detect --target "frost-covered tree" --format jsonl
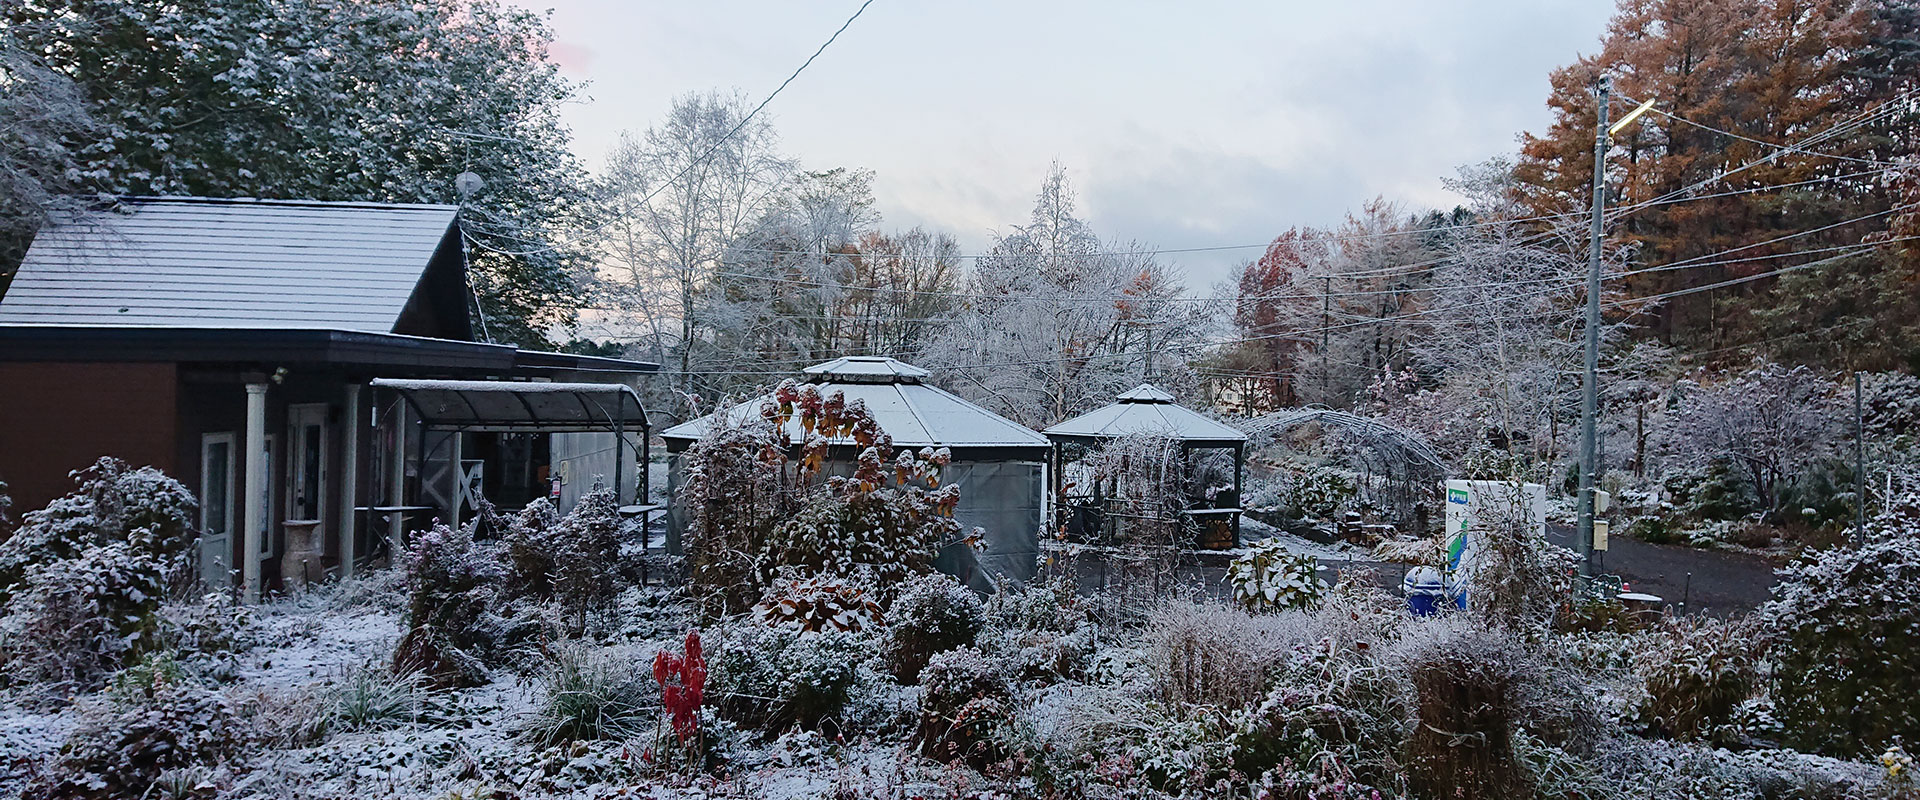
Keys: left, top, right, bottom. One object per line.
{"left": 0, "top": 37, "right": 96, "bottom": 284}
{"left": 1659, "top": 363, "right": 1839, "bottom": 513}
{"left": 599, "top": 90, "right": 797, "bottom": 405}
{"left": 1, "top": 0, "right": 592, "bottom": 346}
{"left": 923, "top": 164, "right": 1214, "bottom": 427}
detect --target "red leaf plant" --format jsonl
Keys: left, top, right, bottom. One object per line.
{"left": 652, "top": 630, "right": 707, "bottom": 744}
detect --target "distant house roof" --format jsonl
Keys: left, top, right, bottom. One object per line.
{"left": 662, "top": 356, "right": 1049, "bottom": 454}
{"left": 0, "top": 197, "right": 468, "bottom": 337}
{"left": 1044, "top": 383, "right": 1248, "bottom": 445}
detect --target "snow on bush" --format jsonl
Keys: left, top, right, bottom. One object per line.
{"left": 1227, "top": 538, "right": 1327, "bottom": 612}
{"left": 1634, "top": 616, "right": 1763, "bottom": 746}
{"left": 0, "top": 540, "right": 169, "bottom": 692}
{"left": 707, "top": 617, "right": 869, "bottom": 734}
{"left": 881, "top": 571, "right": 985, "bottom": 682}
{"left": 0, "top": 457, "right": 197, "bottom": 603}
{"left": 1759, "top": 502, "right": 1920, "bottom": 757}
{"left": 975, "top": 575, "right": 1098, "bottom": 684}
{"left": 914, "top": 645, "right": 1009, "bottom": 766}
{"left": 681, "top": 381, "right": 969, "bottom": 615}
{"left": 753, "top": 571, "right": 883, "bottom": 634}
{"left": 500, "top": 490, "right": 622, "bottom": 631}
{"left": 1144, "top": 600, "right": 1309, "bottom": 708}
{"left": 23, "top": 677, "right": 250, "bottom": 800}
{"left": 391, "top": 520, "right": 506, "bottom": 688}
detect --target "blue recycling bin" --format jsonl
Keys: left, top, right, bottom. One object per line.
{"left": 1403, "top": 567, "right": 1448, "bottom": 616}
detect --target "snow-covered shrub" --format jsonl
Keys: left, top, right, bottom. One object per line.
{"left": 1461, "top": 493, "right": 1578, "bottom": 635}
{"left": 975, "top": 575, "right": 1097, "bottom": 683}
{"left": 1593, "top": 736, "right": 1884, "bottom": 800}
{"left": 24, "top": 681, "right": 250, "bottom": 800}
{"left": 916, "top": 645, "right": 1009, "bottom": 766}
{"left": 881, "top": 571, "right": 985, "bottom": 682}
{"left": 0, "top": 457, "right": 197, "bottom": 603}
{"left": 501, "top": 490, "right": 622, "bottom": 630}
{"left": 0, "top": 539, "right": 168, "bottom": 690}
{"left": 158, "top": 592, "right": 252, "bottom": 659}
{"left": 391, "top": 521, "right": 505, "bottom": 688}
{"left": 1228, "top": 613, "right": 1410, "bottom": 793}
{"left": 524, "top": 642, "right": 653, "bottom": 746}
{"left": 1635, "top": 616, "right": 1762, "bottom": 746}
{"left": 1397, "top": 617, "right": 1595, "bottom": 798}
{"left": 1005, "top": 682, "right": 1233, "bottom": 795}
{"left": 753, "top": 571, "right": 883, "bottom": 633}
{"left": 707, "top": 618, "right": 867, "bottom": 733}
{"left": 1759, "top": 512, "right": 1920, "bottom": 757}
{"left": 1659, "top": 364, "right": 1839, "bottom": 515}
{"left": 1227, "top": 539, "right": 1326, "bottom": 612}
{"left": 1144, "top": 600, "right": 1308, "bottom": 708}
{"left": 1283, "top": 465, "right": 1355, "bottom": 521}
{"left": 682, "top": 382, "right": 968, "bottom": 614}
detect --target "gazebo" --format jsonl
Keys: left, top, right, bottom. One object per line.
{"left": 1044, "top": 384, "right": 1249, "bottom": 548}
{"left": 660, "top": 356, "right": 1053, "bottom": 589}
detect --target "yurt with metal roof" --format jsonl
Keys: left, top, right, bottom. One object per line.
{"left": 661, "top": 356, "right": 1052, "bottom": 588}
{"left": 1044, "top": 383, "right": 1250, "bottom": 547}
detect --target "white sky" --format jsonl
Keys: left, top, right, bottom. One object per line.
{"left": 512, "top": 0, "right": 1617, "bottom": 290}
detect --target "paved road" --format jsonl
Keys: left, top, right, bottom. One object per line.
{"left": 1545, "top": 523, "right": 1779, "bottom": 614}
{"left": 1060, "top": 526, "right": 1781, "bottom": 616}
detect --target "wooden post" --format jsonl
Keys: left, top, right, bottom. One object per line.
{"left": 337, "top": 384, "right": 361, "bottom": 580}
{"left": 242, "top": 382, "right": 267, "bottom": 603}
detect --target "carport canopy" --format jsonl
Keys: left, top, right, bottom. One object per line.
{"left": 371, "top": 378, "right": 647, "bottom": 432}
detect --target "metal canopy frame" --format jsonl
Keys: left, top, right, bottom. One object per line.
{"left": 371, "top": 378, "right": 651, "bottom": 507}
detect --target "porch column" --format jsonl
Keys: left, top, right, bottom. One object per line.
{"left": 337, "top": 384, "right": 361, "bottom": 580}
{"left": 446, "top": 432, "right": 462, "bottom": 524}
{"left": 388, "top": 397, "right": 407, "bottom": 559}
{"left": 242, "top": 382, "right": 267, "bottom": 603}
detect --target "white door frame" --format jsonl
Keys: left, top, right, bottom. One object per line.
{"left": 285, "top": 404, "right": 329, "bottom": 534}
{"left": 199, "top": 432, "right": 236, "bottom": 588}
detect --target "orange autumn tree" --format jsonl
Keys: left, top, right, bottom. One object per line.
{"left": 1516, "top": 0, "right": 1920, "bottom": 367}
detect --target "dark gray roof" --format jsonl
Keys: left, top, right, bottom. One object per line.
{"left": 0, "top": 197, "right": 459, "bottom": 331}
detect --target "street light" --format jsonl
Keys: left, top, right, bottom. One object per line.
{"left": 1579, "top": 78, "right": 1652, "bottom": 576}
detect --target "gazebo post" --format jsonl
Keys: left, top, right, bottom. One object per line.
{"left": 1233, "top": 440, "right": 1245, "bottom": 546}
{"left": 613, "top": 407, "right": 625, "bottom": 505}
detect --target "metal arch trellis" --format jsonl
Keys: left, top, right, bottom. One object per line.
{"left": 1234, "top": 408, "right": 1447, "bottom": 529}
{"left": 1236, "top": 409, "right": 1447, "bottom": 474}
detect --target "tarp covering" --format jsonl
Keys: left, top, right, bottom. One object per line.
{"left": 665, "top": 454, "right": 1043, "bottom": 591}
{"left": 372, "top": 378, "right": 646, "bottom": 432}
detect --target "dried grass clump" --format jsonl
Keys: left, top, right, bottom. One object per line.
{"left": 1145, "top": 600, "right": 1312, "bottom": 708}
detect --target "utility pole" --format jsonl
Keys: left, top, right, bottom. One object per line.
{"left": 1320, "top": 275, "right": 1332, "bottom": 402}
{"left": 1855, "top": 371, "right": 1866, "bottom": 545}
{"left": 1578, "top": 77, "right": 1610, "bottom": 576}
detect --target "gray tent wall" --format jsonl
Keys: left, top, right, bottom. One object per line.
{"left": 664, "top": 451, "right": 1044, "bottom": 591}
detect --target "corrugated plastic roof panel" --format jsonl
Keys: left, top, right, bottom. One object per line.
{"left": 0, "top": 197, "right": 458, "bottom": 331}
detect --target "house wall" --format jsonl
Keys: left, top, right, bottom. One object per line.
{"left": 0, "top": 362, "right": 179, "bottom": 513}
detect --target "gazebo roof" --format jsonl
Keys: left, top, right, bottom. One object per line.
{"left": 1043, "top": 383, "right": 1248, "bottom": 445}
{"left": 661, "top": 357, "right": 1048, "bottom": 453}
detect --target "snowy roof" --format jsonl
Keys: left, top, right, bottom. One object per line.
{"left": 1043, "top": 383, "right": 1248, "bottom": 444}
{"left": 0, "top": 197, "right": 459, "bottom": 332}
{"left": 802, "top": 356, "right": 930, "bottom": 382}
{"left": 372, "top": 378, "right": 646, "bottom": 433}
{"left": 662, "top": 358, "right": 1049, "bottom": 452}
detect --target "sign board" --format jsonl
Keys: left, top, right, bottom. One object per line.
{"left": 1442, "top": 479, "right": 1549, "bottom": 606}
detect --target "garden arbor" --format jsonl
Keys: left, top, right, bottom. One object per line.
{"left": 1238, "top": 408, "right": 1446, "bottom": 531}
{"left": 1044, "top": 384, "right": 1249, "bottom": 548}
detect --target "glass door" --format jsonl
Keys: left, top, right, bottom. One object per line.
{"left": 286, "top": 404, "right": 329, "bottom": 526}
{"left": 199, "top": 432, "right": 235, "bottom": 588}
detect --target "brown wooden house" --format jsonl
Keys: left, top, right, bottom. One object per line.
{"left": 0, "top": 197, "right": 656, "bottom": 600}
